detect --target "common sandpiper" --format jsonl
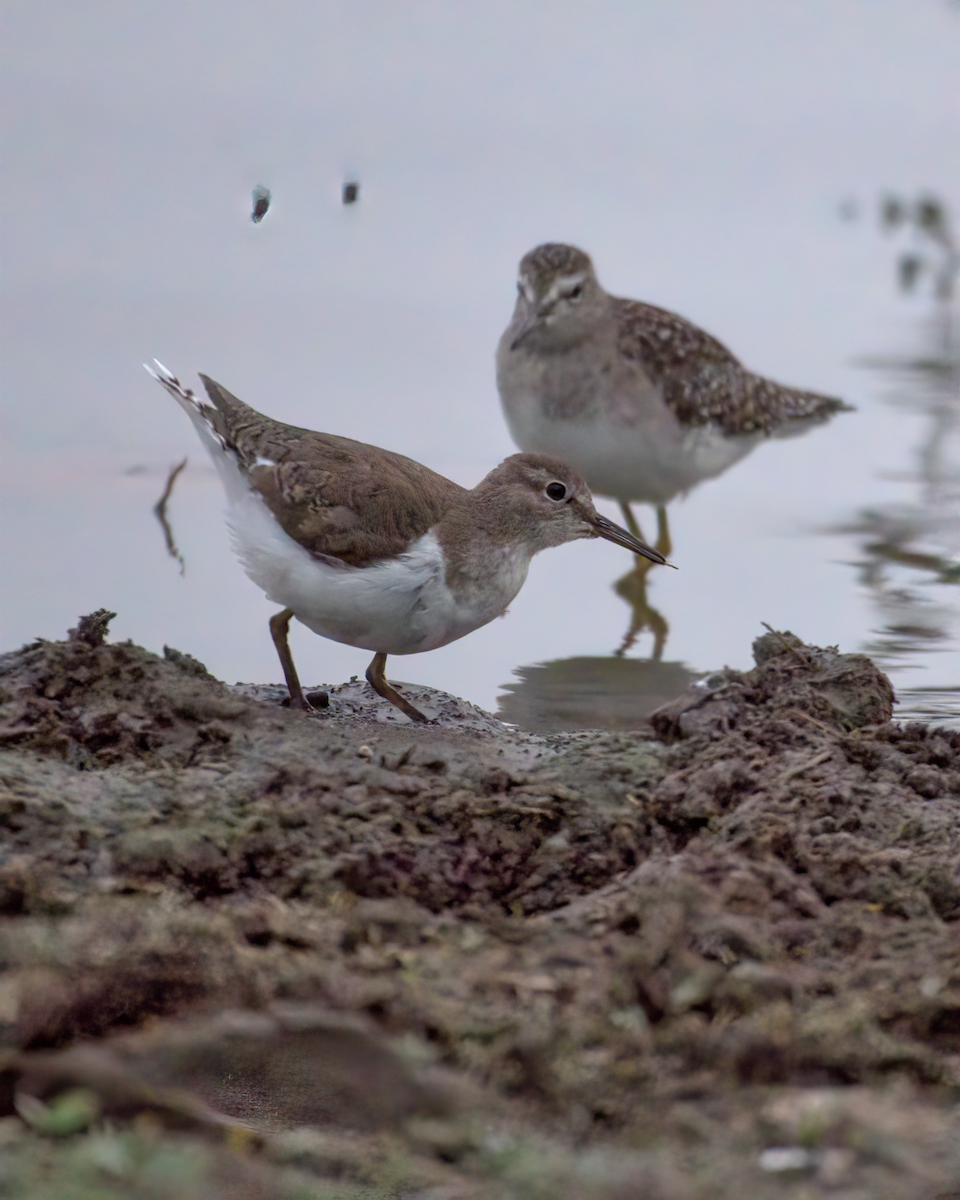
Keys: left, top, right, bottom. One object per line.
{"left": 146, "top": 362, "right": 671, "bottom": 723}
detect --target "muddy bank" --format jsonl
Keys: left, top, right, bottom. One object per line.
{"left": 0, "top": 616, "right": 958, "bottom": 1199}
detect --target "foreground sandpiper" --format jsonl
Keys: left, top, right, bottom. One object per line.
{"left": 497, "top": 243, "right": 850, "bottom": 559}
{"left": 146, "top": 362, "right": 670, "bottom": 723}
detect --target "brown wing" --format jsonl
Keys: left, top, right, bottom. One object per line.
{"left": 614, "top": 299, "right": 847, "bottom": 434}
{"left": 198, "top": 375, "right": 465, "bottom": 566}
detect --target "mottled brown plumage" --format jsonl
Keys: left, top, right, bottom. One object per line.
{"left": 610, "top": 300, "right": 844, "bottom": 435}
{"left": 198, "top": 375, "right": 465, "bottom": 567}
{"left": 498, "top": 242, "right": 852, "bottom": 527}
{"left": 506, "top": 242, "right": 847, "bottom": 437}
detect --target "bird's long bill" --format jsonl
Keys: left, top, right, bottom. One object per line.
{"left": 589, "top": 513, "right": 674, "bottom": 567}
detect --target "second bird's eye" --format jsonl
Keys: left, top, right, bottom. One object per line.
{"left": 567, "top": 285, "right": 583, "bottom": 301}
{"left": 545, "top": 482, "right": 567, "bottom": 501}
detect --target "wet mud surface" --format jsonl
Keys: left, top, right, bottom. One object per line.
{"left": 0, "top": 616, "right": 958, "bottom": 1198}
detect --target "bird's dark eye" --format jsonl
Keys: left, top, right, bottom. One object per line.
{"left": 545, "top": 482, "right": 567, "bottom": 501}
{"left": 567, "top": 285, "right": 583, "bottom": 301}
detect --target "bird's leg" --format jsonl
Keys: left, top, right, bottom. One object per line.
{"left": 654, "top": 505, "right": 672, "bottom": 561}
{"left": 365, "top": 652, "right": 429, "bottom": 724}
{"left": 269, "top": 608, "right": 328, "bottom": 710}
{"left": 619, "top": 501, "right": 646, "bottom": 544}
{"left": 619, "top": 501, "right": 661, "bottom": 578}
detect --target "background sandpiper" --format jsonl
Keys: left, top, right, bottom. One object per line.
{"left": 145, "top": 362, "right": 669, "bottom": 723}
{"left": 497, "top": 242, "right": 851, "bottom": 563}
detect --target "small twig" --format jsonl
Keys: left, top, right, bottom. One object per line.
{"left": 760, "top": 622, "right": 811, "bottom": 664}
{"left": 470, "top": 805, "right": 553, "bottom": 819}
{"left": 775, "top": 748, "right": 834, "bottom": 789}
{"left": 777, "top": 707, "right": 839, "bottom": 736}
{"left": 154, "top": 458, "right": 188, "bottom": 575}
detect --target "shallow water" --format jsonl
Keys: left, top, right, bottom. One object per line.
{"left": 2, "top": 1, "right": 958, "bottom": 731}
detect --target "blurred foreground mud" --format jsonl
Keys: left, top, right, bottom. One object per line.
{"left": 0, "top": 617, "right": 958, "bottom": 1199}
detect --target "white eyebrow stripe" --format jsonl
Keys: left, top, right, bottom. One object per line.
{"left": 542, "top": 272, "right": 588, "bottom": 306}
{"left": 518, "top": 274, "right": 536, "bottom": 303}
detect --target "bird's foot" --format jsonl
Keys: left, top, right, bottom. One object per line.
{"left": 281, "top": 688, "right": 330, "bottom": 711}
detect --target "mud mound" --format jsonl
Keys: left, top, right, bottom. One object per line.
{"left": 0, "top": 616, "right": 958, "bottom": 1199}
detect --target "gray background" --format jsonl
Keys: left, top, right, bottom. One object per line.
{"left": 2, "top": 1, "right": 958, "bottom": 722}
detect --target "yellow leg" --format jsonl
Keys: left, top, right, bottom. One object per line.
{"left": 619, "top": 501, "right": 646, "bottom": 544}
{"left": 365, "top": 652, "right": 429, "bottom": 724}
{"left": 620, "top": 502, "right": 672, "bottom": 567}
{"left": 654, "top": 504, "right": 672, "bottom": 561}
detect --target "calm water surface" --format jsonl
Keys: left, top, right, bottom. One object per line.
{"left": 2, "top": 2, "right": 958, "bottom": 731}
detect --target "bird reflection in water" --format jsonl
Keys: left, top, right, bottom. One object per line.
{"left": 497, "top": 655, "right": 697, "bottom": 734}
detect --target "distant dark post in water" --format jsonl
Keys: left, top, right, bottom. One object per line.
{"left": 342, "top": 181, "right": 359, "bottom": 205}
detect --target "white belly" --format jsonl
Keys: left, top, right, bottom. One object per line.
{"left": 504, "top": 392, "right": 762, "bottom": 505}
{"left": 223, "top": 477, "right": 523, "bottom": 656}
{"left": 184, "top": 403, "right": 530, "bottom": 656}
